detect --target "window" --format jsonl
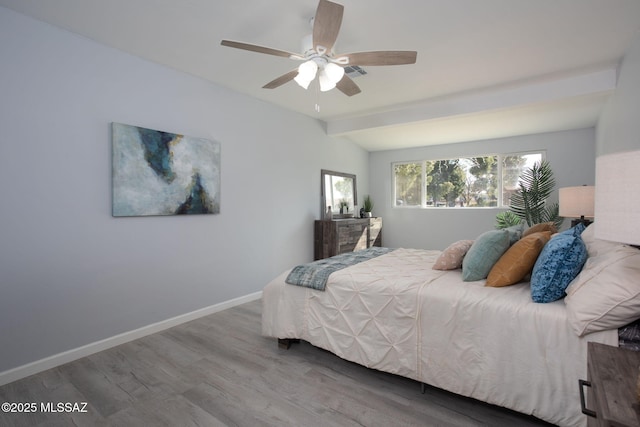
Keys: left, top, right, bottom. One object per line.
{"left": 393, "top": 152, "right": 543, "bottom": 208}
{"left": 501, "top": 153, "right": 544, "bottom": 208}
{"left": 394, "top": 162, "right": 423, "bottom": 207}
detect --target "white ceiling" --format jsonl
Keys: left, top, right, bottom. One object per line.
{"left": 2, "top": 0, "right": 640, "bottom": 151}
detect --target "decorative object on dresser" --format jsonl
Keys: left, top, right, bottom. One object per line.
{"left": 560, "top": 185, "right": 595, "bottom": 227}
{"left": 314, "top": 217, "right": 382, "bottom": 260}
{"left": 325, "top": 206, "right": 333, "bottom": 220}
{"left": 580, "top": 342, "right": 640, "bottom": 427}
{"left": 362, "top": 194, "right": 374, "bottom": 217}
{"left": 338, "top": 199, "right": 352, "bottom": 217}
{"left": 321, "top": 169, "right": 356, "bottom": 219}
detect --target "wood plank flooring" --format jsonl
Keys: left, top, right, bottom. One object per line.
{"left": 0, "top": 299, "right": 554, "bottom": 426}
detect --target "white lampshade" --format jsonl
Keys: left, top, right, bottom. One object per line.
{"left": 594, "top": 150, "right": 640, "bottom": 245}
{"left": 324, "top": 62, "right": 345, "bottom": 84}
{"left": 559, "top": 186, "right": 595, "bottom": 218}
{"left": 294, "top": 60, "right": 318, "bottom": 89}
{"left": 318, "top": 68, "right": 336, "bottom": 92}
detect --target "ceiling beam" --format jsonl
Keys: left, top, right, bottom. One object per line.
{"left": 325, "top": 68, "right": 617, "bottom": 136}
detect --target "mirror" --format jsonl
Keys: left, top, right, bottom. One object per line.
{"left": 321, "top": 169, "right": 357, "bottom": 219}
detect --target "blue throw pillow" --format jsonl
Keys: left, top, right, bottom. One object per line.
{"left": 530, "top": 233, "right": 587, "bottom": 303}
{"left": 559, "top": 222, "right": 586, "bottom": 237}
{"left": 462, "top": 229, "right": 511, "bottom": 281}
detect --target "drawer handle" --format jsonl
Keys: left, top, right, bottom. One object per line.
{"left": 579, "top": 379, "right": 597, "bottom": 418}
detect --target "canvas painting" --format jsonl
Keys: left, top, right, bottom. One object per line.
{"left": 112, "top": 123, "right": 221, "bottom": 217}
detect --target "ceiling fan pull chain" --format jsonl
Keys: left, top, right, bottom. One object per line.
{"left": 314, "top": 81, "right": 320, "bottom": 113}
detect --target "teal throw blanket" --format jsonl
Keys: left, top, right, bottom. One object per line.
{"left": 285, "top": 247, "right": 394, "bottom": 291}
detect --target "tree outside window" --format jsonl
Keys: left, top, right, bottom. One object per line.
{"left": 394, "top": 163, "right": 422, "bottom": 206}
{"left": 502, "top": 153, "right": 542, "bottom": 207}
{"left": 393, "top": 152, "right": 543, "bottom": 208}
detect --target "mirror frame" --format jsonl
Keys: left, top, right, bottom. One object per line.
{"left": 321, "top": 169, "right": 357, "bottom": 219}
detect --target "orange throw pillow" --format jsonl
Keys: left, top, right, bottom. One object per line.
{"left": 486, "top": 231, "right": 552, "bottom": 287}
{"left": 522, "top": 222, "right": 557, "bottom": 237}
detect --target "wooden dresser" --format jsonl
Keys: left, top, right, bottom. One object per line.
{"left": 581, "top": 342, "right": 640, "bottom": 427}
{"left": 314, "top": 217, "right": 382, "bottom": 260}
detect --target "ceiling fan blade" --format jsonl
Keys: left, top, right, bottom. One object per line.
{"left": 313, "top": 0, "right": 344, "bottom": 54}
{"left": 342, "top": 51, "right": 418, "bottom": 66}
{"left": 336, "top": 75, "right": 361, "bottom": 96}
{"left": 262, "top": 70, "right": 299, "bottom": 89}
{"left": 221, "top": 40, "right": 303, "bottom": 60}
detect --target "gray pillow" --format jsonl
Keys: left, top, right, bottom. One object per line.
{"left": 462, "top": 230, "right": 511, "bottom": 281}
{"left": 504, "top": 223, "right": 524, "bottom": 244}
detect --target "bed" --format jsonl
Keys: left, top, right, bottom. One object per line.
{"left": 262, "top": 224, "right": 640, "bottom": 427}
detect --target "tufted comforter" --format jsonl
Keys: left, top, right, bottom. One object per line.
{"left": 262, "top": 248, "right": 618, "bottom": 427}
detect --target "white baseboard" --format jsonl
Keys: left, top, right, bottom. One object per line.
{"left": 0, "top": 291, "right": 262, "bottom": 387}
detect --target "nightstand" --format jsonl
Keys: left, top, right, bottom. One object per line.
{"left": 580, "top": 342, "right": 640, "bottom": 427}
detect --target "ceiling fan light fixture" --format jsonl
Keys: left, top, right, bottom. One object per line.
{"left": 318, "top": 69, "right": 336, "bottom": 92}
{"left": 294, "top": 60, "right": 318, "bottom": 89}
{"left": 324, "top": 62, "right": 345, "bottom": 84}
{"left": 221, "top": 0, "right": 417, "bottom": 97}
{"left": 294, "top": 76, "right": 312, "bottom": 90}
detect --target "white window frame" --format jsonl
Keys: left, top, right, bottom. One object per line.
{"left": 392, "top": 151, "right": 546, "bottom": 209}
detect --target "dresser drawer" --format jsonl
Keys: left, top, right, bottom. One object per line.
{"left": 314, "top": 218, "right": 383, "bottom": 260}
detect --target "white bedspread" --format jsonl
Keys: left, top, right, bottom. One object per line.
{"left": 262, "top": 248, "right": 618, "bottom": 427}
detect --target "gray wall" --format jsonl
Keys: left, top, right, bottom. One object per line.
{"left": 597, "top": 32, "right": 640, "bottom": 155}
{"left": 0, "top": 7, "right": 368, "bottom": 373}
{"left": 369, "top": 128, "right": 596, "bottom": 250}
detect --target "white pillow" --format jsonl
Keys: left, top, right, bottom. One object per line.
{"left": 580, "top": 223, "right": 621, "bottom": 257}
{"left": 564, "top": 243, "right": 640, "bottom": 336}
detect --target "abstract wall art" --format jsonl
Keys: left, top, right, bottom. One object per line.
{"left": 112, "top": 123, "right": 221, "bottom": 217}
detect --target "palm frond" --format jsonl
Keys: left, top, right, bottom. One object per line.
{"left": 541, "top": 203, "right": 563, "bottom": 229}
{"left": 498, "top": 160, "right": 561, "bottom": 227}
{"left": 495, "top": 211, "right": 522, "bottom": 229}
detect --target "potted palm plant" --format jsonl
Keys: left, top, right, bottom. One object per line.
{"left": 496, "top": 160, "right": 562, "bottom": 229}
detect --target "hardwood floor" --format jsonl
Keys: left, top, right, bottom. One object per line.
{"left": 0, "top": 299, "right": 554, "bottom": 426}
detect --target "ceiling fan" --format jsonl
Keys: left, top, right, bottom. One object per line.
{"left": 221, "top": 0, "right": 417, "bottom": 96}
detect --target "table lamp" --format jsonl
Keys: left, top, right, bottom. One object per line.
{"left": 559, "top": 185, "right": 595, "bottom": 227}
